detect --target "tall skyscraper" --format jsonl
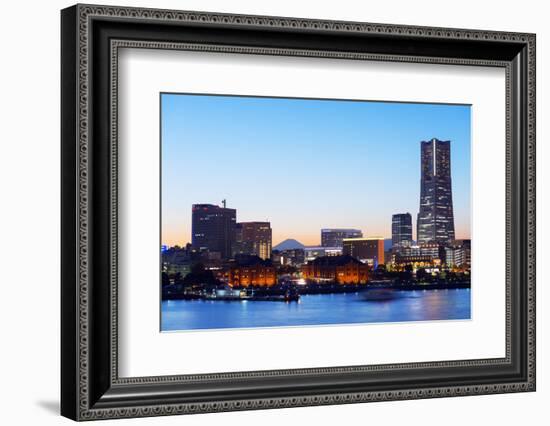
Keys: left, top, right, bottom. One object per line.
{"left": 417, "top": 138, "right": 455, "bottom": 244}
{"left": 191, "top": 203, "right": 236, "bottom": 259}
{"left": 392, "top": 213, "right": 413, "bottom": 249}
{"left": 321, "top": 228, "right": 363, "bottom": 248}
{"left": 233, "top": 221, "right": 272, "bottom": 260}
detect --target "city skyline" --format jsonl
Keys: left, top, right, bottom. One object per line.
{"left": 162, "top": 93, "right": 471, "bottom": 247}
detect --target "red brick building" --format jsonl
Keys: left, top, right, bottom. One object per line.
{"left": 301, "top": 255, "right": 369, "bottom": 284}
{"left": 227, "top": 264, "right": 276, "bottom": 287}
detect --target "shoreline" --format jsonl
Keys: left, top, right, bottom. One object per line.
{"left": 162, "top": 281, "right": 470, "bottom": 301}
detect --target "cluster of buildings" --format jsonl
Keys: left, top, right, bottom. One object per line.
{"left": 387, "top": 139, "right": 470, "bottom": 273}
{"left": 191, "top": 200, "right": 272, "bottom": 261}
{"left": 163, "top": 138, "right": 471, "bottom": 288}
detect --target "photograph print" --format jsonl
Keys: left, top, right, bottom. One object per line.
{"left": 160, "top": 93, "right": 472, "bottom": 332}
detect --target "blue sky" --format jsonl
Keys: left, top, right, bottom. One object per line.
{"left": 161, "top": 93, "right": 471, "bottom": 247}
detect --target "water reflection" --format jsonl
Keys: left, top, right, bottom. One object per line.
{"left": 161, "top": 288, "right": 471, "bottom": 331}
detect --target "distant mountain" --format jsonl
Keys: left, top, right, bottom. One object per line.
{"left": 274, "top": 238, "right": 393, "bottom": 252}
{"left": 273, "top": 239, "right": 306, "bottom": 251}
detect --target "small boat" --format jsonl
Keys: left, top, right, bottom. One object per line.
{"left": 361, "top": 288, "right": 400, "bottom": 301}
{"left": 203, "top": 288, "right": 300, "bottom": 302}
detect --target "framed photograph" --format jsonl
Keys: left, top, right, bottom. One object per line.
{"left": 61, "top": 4, "right": 536, "bottom": 421}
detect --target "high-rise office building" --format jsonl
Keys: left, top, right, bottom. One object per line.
{"left": 321, "top": 228, "right": 363, "bottom": 248}
{"left": 191, "top": 203, "right": 236, "bottom": 260}
{"left": 342, "top": 237, "right": 385, "bottom": 267}
{"left": 417, "top": 138, "right": 455, "bottom": 244}
{"left": 392, "top": 213, "right": 413, "bottom": 249}
{"left": 233, "top": 221, "right": 272, "bottom": 260}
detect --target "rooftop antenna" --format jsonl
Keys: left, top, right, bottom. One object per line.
{"left": 222, "top": 199, "right": 226, "bottom": 208}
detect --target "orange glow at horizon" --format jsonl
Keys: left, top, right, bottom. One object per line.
{"left": 161, "top": 226, "right": 472, "bottom": 248}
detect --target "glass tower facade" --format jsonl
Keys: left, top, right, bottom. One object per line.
{"left": 191, "top": 203, "right": 237, "bottom": 259}
{"left": 233, "top": 221, "right": 273, "bottom": 260}
{"left": 392, "top": 213, "right": 413, "bottom": 249}
{"left": 417, "top": 138, "right": 455, "bottom": 244}
{"left": 321, "top": 229, "right": 363, "bottom": 248}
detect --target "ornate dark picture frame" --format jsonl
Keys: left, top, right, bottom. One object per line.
{"left": 61, "top": 4, "right": 536, "bottom": 421}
